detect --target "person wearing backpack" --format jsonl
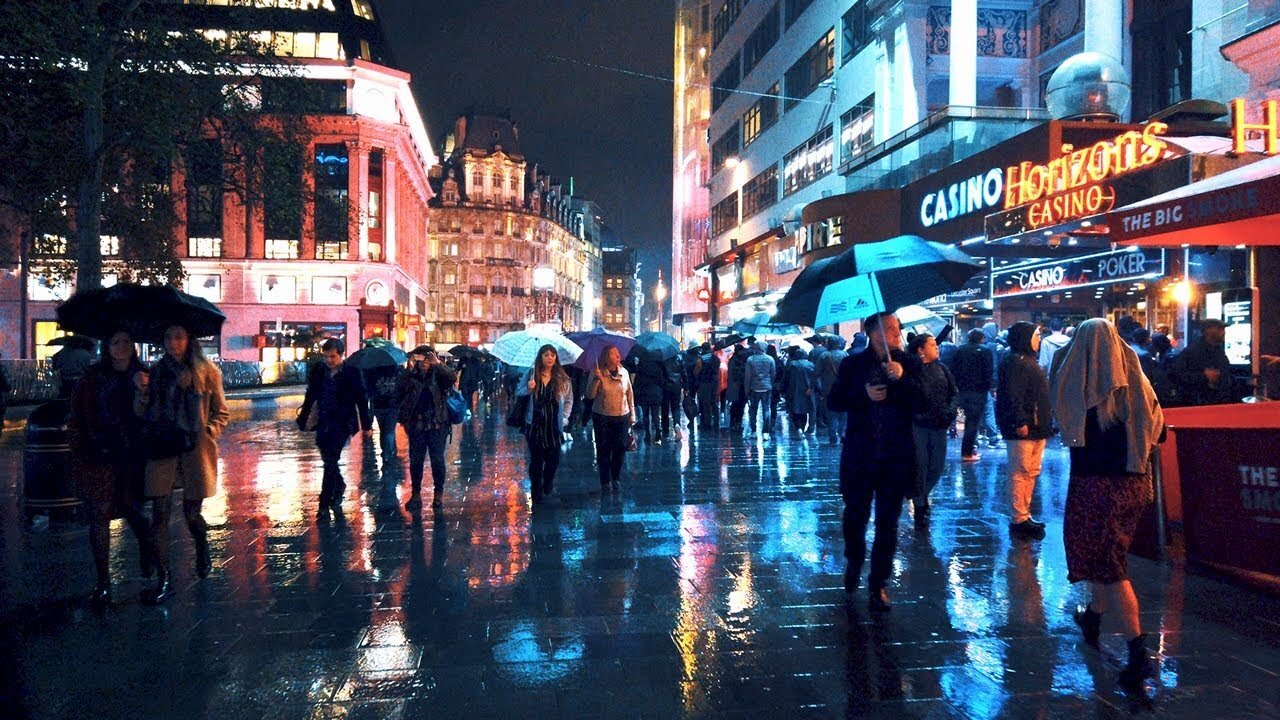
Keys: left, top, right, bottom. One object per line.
{"left": 395, "top": 345, "right": 457, "bottom": 511}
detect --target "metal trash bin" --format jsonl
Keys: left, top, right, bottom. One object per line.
{"left": 22, "top": 399, "right": 80, "bottom": 523}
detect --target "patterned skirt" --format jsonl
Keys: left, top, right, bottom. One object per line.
{"left": 1063, "top": 472, "right": 1153, "bottom": 584}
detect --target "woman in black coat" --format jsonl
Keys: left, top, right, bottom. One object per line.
{"left": 906, "top": 332, "right": 957, "bottom": 529}
{"left": 297, "top": 338, "right": 372, "bottom": 511}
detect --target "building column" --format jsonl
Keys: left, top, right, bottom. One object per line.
{"left": 1084, "top": 0, "right": 1124, "bottom": 61}
{"left": 384, "top": 157, "right": 397, "bottom": 264}
{"left": 347, "top": 140, "right": 369, "bottom": 260}
{"left": 301, "top": 143, "right": 316, "bottom": 260}
{"left": 949, "top": 0, "right": 978, "bottom": 107}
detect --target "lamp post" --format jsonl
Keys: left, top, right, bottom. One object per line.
{"left": 654, "top": 271, "right": 668, "bottom": 335}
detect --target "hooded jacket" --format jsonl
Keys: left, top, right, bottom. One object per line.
{"left": 744, "top": 342, "right": 776, "bottom": 394}
{"left": 996, "top": 322, "right": 1053, "bottom": 440}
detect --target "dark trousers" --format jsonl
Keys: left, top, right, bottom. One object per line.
{"left": 641, "top": 402, "right": 664, "bottom": 441}
{"left": 527, "top": 438, "right": 561, "bottom": 498}
{"left": 697, "top": 384, "right": 719, "bottom": 428}
{"left": 663, "top": 390, "right": 681, "bottom": 435}
{"left": 840, "top": 450, "right": 908, "bottom": 591}
{"left": 316, "top": 428, "right": 350, "bottom": 502}
{"left": 592, "top": 414, "right": 628, "bottom": 486}
{"left": 957, "top": 391, "right": 988, "bottom": 457}
{"left": 912, "top": 424, "right": 948, "bottom": 507}
{"left": 408, "top": 427, "right": 449, "bottom": 496}
{"left": 372, "top": 407, "right": 397, "bottom": 461}
{"left": 682, "top": 391, "right": 698, "bottom": 426}
{"left": 728, "top": 389, "right": 746, "bottom": 428}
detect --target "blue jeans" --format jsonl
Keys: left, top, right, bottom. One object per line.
{"left": 373, "top": 407, "right": 398, "bottom": 461}
{"left": 982, "top": 392, "right": 1000, "bottom": 442}
{"left": 747, "top": 391, "right": 772, "bottom": 433}
{"left": 828, "top": 410, "right": 847, "bottom": 442}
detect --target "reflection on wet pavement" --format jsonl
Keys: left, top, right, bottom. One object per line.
{"left": 2, "top": 398, "right": 1278, "bottom": 718}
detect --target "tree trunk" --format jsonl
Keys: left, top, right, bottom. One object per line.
{"left": 76, "top": 64, "right": 106, "bottom": 290}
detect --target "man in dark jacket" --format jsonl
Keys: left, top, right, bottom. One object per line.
{"left": 949, "top": 328, "right": 995, "bottom": 461}
{"left": 298, "top": 338, "right": 373, "bottom": 511}
{"left": 828, "top": 311, "right": 917, "bottom": 611}
{"left": 1169, "top": 319, "right": 1238, "bottom": 406}
{"left": 360, "top": 360, "right": 402, "bottom": 467}
{"left": 696, "top": 343, "right": 720, "bottom": 430}
{"left": 634, "top": 348, "right": 667, "bottom": 444}
{"left": 727, "top": 342, "right": 749, "bottom": 431}
{"left": 821, "top": 337, "right": 848, "bottom": 444}
{"left": 996, "top": 322, "right": 1052, "bottom": 539}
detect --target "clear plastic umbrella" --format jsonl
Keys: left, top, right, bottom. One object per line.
{"left": 490, "top": 329, "right": 583, "bottom": 368}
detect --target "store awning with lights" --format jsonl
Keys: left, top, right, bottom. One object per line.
{"left": 1107, "top": 153, "right": 1280, "bottom": 247}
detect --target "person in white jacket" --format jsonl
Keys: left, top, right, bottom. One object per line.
{"left": 1039, "top": 317, "right": 1071, "bottom": 376}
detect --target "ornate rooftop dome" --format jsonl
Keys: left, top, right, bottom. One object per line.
{"left": 1045, "top": 52, "right": 1132, "bottom": 122}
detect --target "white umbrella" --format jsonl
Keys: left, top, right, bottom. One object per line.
{"left": 490, "top": 329, "right": 583, "bottom": 367}
{"left": 895, "top": 305, "right": 950, "bottom": 339}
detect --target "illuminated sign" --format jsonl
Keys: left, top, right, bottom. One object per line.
{"left": 919, "top": 168, "right": 1004, "bottom": 228}
{"left": 1230, "top": 99, "right": 1279, "bottom": 155}
{"left": 1005, "top": 123, "right": 1169, "bottom": 208}
{"left": 990, "top": 247, "right": 1165, "bottom": 298}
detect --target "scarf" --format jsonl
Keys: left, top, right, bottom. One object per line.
{"left": 1053, "top": 319, "right": 1164, "bottom": 474}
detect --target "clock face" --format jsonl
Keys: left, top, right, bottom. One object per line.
{"left": 366, "top": 281, "right": 389, "bottom": 306}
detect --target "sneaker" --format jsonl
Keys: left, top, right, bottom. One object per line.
{"left": 1009, "top": 520, "right": 1046, "bottom": 539}
{"left": 988, "top": 440, "right": 1007, "bottom": 450}
{"left": 1026, "top": 518, "right": 1046, "bottom": 530}
{"left": 961, "top": 453, "right": 981, "bottom": 462}
{"left": 1073, "top": 605, "right": 1102, "bottom": 648}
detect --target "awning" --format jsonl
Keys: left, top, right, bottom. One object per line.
{"left": 1108, "top": 154, "right": 1280, "bottom": 246}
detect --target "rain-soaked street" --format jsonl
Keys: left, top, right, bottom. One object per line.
{"left": 2, "top": 395, "right": 1279, "bottom": 719}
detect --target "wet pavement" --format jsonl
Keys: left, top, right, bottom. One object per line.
{"left": 2, "top": 398, "right": 1279, "bottom": 719}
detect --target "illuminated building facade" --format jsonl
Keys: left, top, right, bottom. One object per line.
{"left": 0, "top": 0, "right": 440, "bottom": 361}
{"left": 425, "top": 111, "right": 603, "bottom": 345}
{"left": 601, "top": 245, "right": 642, "bottom": 336}
{"left": 672, "top": 0, "right": 713, "bottom": 331}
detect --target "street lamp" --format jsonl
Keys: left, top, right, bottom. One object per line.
{"left": 654, "top": 276, "right": 668, "bottom": 335}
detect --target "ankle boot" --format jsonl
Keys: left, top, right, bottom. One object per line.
{"left": 1118, "top": 633, "right": 1154, "bottom": 688}
{"left": 140, "top": 569, "right": 170, "bottom": 606}
{"left": 194, "top": 536, "right": 212, "bottom": 579}
{"left": 1073, "top": 604, "right": 1102, "bottom": 648}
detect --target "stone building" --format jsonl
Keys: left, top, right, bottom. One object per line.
{"left": 601, "top": 244, "right": 641, "bottom": 336}
{"left": 0, "top": 0, "right": 439, "bottom": 361}
{"left": 425, "top": 111, "right": 603, "bottom": 345}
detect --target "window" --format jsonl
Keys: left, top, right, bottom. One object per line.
{"left": 314, "top": 143, "right": 349, "bottom": 258}
{"left": 189, "top": 236, "right": 222, "bottom": 258}
{"left": 312, "top": 276, "right": 347, "bottom": 304}
{"left": 367, "top": 190, "right": 381, "bottom": 229}
{"left": 839, "top": 96, "right": 875, "bottom": 162}
{"left": 258, "top": 320, "right": 346, "bottom": 364}
{"left": 260, "top": 275, "right": 297, "bottom": 304}
{"left": 712, "top": 0, "right": 747, "bottom": 48}
{"left": 743, "top": 5, "right": 780, "bottom": 74}
{"left": 352, "top": 0, "right": 375, "bottom": 20}
{"left": 264, "top": 143, "right": 301, "bottom": 242}
{"left": 186, "top": 139, "right": 222, "bottom": 239}
{"left": 742, "top": 84, "right": 780, "bottom": 146}
{"left": 443, "top": 295, "right": 457, "bottom": 318}
{"left": 33, "top": 234, "right": 66, "bottom": 256}
{"left": 265, "top": 239, "right": 299, "bottom": 259}
{"left": 1131, "top": 0, "right": 1192, "bottom": 121}
{"left": 841, "top": 2, "right": 871, "bottom": 64}
{"left": 711, "top": 192, "right": 739, "bottom": 237}
{"left": 28, "top": 275, "right": 71, "bottom": 302}
{"left": 443, "top": 268, "right": 457, "bottom": 285}
{"left": 711, "top": 122, "right": 740, "bottom": 174}
{"left": 100, "top": 235, "right": 119, "bottom": 257}
{"left": 186, "top": 274, "right": 222, "bottom": 303}
{"left": 712, "top": 56, "right": 740, "bottom": 112}
{"left": 471, "top": 297, "right": 484, "bottom": 318}
{"left": 442, "top": 241, "right": 459, "bottom": 256}
{"left": 785, "top": 0, "right": 815, "bottom": 28}
{"left": 741, "top": 164, "right": 779, "bottom": 219}
{"left": 784, "top": 28, "right": 835, "bottom": 109}
{"left": 783, "top": 124, "right": 833, "bottom": 196}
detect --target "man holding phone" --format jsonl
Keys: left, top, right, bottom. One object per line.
{"left": 395, "top": 345, "right": 457, "bottom": 510}
{"left": 827, "top": 311, "right": 917, "bottom": 611}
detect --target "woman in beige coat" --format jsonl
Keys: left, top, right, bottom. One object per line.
{"left": 134, "top": 324, "right": 229, "bottom": 605}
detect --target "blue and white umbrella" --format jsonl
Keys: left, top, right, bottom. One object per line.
{"left": 773, "top": 234, "right": 983, "bottom": 329}
{"left": 490, "top": 329, "right": 583, "bottom": 368}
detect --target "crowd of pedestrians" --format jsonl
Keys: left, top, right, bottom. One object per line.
{"left": 50, "top": 310, "right": 1262, "bottom": 691}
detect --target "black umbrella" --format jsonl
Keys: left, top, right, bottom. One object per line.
{"left": 713, "top": 333, "right": 748, "bottom": 351}
{"left": 773, "top": 235, "right": 983, "bottom": 329}
{"left": 56, "top": 283, "right": 226, "bottom": 344}
{"left": 46, "top": 335, "right": 97, "bottom": 350}
{"left": 732, "top": 311, "right": 800, "bottom": 337}
{"left": 448, "top": 344, "right": 487, "bottom": 359}
{"left": 633, "top": 331, "right": 681, "bottom": 360}
{"left": 346, "top": 345, "right": 408, "bottom": 370}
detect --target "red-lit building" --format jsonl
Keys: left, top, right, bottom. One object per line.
{"left": 0, "top": 0, "right": 439, "bottom": 361}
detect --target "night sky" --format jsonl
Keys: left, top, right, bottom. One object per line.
{"left": 375, "top": 0, "right": 674, "bottom": 294}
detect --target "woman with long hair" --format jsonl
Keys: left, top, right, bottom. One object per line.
{"left": 134, "top": 324, "right": 229, "bottom": 605}
{"left": 69, "top": 330, "right": 151, "bottom": 606}
{"left": 905, "top": 332, "right": 957, "bottom": 530}
{"left": 1054, "top": 318, "right": 1165, "bottom": 689}
{"left": 517, "top": 344, "right": 573, "bottom": 504}
{"left": 586, "top": 344, "right": 636, "bottom": 491}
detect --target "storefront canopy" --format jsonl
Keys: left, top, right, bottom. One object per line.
{"left": 1108, "top": 154, "right": 1280, "bottom": 247}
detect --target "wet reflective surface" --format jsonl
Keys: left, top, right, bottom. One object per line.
{"left": 2, "top": 398, "right": 1279, "bottom": 718}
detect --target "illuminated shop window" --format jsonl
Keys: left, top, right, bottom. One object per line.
{"left": 265, "top": 238, "right": 300, "bottom": 259}
{"left": 189, "top": 236, "right": 223, "bottom": 258}
{"left": 28, "top": 275, "right": 72, "bottom": 302}
{"left": 100, "top": 235, "right": 120, "bottom": 256}
{"left": 186, "top": 274, "right": 223, "bottom": 303}
{"left": 33, "top": 234, "right": 67, "bottom": 256}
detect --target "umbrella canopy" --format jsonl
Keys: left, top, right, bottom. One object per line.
{"left": 773, "top": 235, "right": 983, "bottom": 328}
{"left": 713, "top": 333, "right": 749, "bottom": 351}
{"left": 732, "top": 311, "right": 800, "bottom": 337}
{"left": 565, "top": 327, "right": 636, "bottom": 371}
{"left": 56, "top": 283, "right": 226, "bottom": 344}
{"left": 46, "top": 335, "right": 97, "bottom": 350}
{"left": 632, "top": 331, "right": 682, "bottom": 360}
{"left": 895, "top": 305, "right": 950, "bottom": 340}
{"left": 491, "top": 329, "right": 583, "bottom": 368}
{"left": 346, "top": 345, "right": 407, "bottom": 369}
{"left": 804, "top": 332, "right": 841, "bottom": 347}
{"left": 448, "top": 344, "right": 487, "bottom": 359}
